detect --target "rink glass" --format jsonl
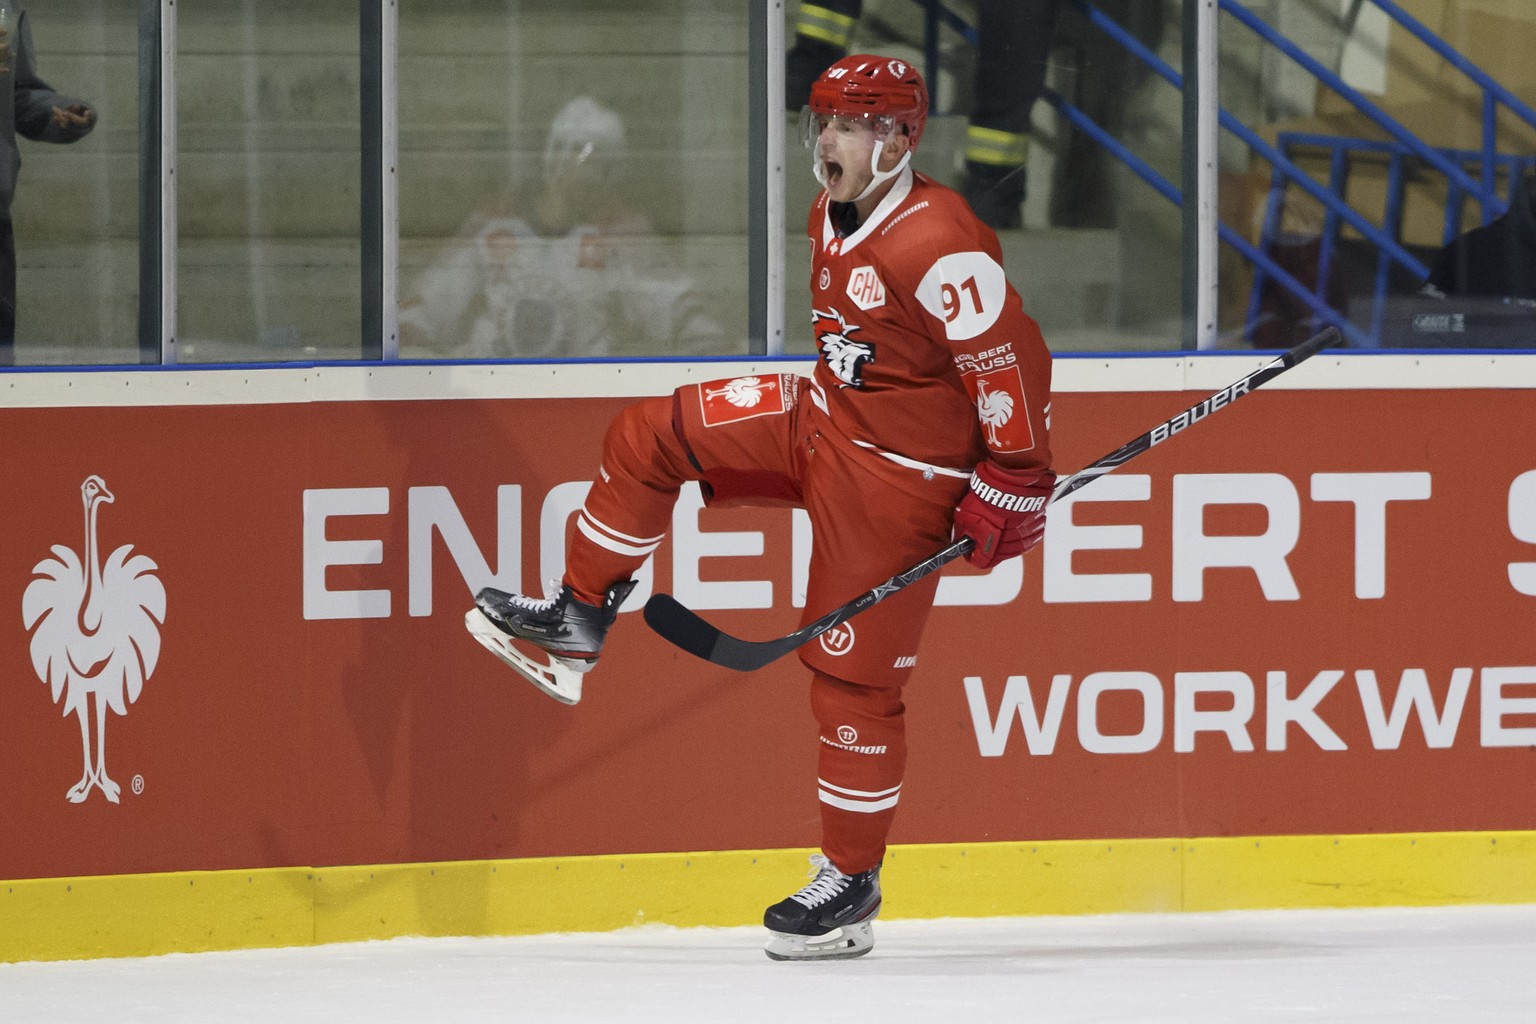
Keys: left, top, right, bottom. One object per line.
{"left": 6, "top": 1, "right": 1536, "bottom": 364}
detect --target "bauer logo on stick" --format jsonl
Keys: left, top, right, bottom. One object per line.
{"left": 1149, "top": 376, "right": 1252, "bottom": 446}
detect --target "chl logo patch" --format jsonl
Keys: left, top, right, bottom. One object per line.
{"left": 819, "top": 622, "right": 855, "bottom": 656}
{"left": 846, "top": 266, "right": 885, "bottom": 310}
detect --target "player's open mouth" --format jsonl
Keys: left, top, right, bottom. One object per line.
{"left": 824, "top": 159, "right": 843, "bottom": 187}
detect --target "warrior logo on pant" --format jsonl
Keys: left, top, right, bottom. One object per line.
{"left": 818, "top": 621, "right": 855, "bottom": 656}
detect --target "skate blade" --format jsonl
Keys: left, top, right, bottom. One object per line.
{"left": 464, "top": 608, "right": 587, "bottom": 705}
{"left": 764, "top": 920, "right": 874, "bottom": 962}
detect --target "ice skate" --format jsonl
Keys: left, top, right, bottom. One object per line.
{"left": 464, "top": 579, "right": 636, "bottom": 705}
{"left": 763, "top": 854, "right": 881, "bottom": 961}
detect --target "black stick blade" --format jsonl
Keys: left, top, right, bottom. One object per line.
{"left": 643, "top": 593, "right": 802, "bottom": 672}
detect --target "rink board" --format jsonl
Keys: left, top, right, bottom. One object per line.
{"left": 5, "top": 831, "right": 1536, "bottom": 962}
{"left": 1, "top": 352, "right": 1534, "bottom": 960}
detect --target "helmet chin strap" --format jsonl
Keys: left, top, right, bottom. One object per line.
{"left": 813, "top": 142, "right": 912, "bottom": 201}
{"left": 853, "top": 145, "right": 911, "bottom": 202}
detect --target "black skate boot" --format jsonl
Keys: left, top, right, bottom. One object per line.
{"left": 763, "top": 854, "right": 881, "bottom": 961}
{"left": 465, "top": 579, "right": 636, "bottom": 705}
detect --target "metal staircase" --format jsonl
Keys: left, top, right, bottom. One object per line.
{"left": 914, "top": 0, "right": 1536, "bottom": 347}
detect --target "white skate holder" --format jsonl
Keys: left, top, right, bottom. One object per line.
{"left": 465, "top": 608, "right": 587, "bottom": 705}
{"left": 764, "top": 920, "right": 875, "bottom": 962}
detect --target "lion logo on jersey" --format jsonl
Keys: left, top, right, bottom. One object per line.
{"left": 812, "top": 306, "right": 874, "bottom": 388}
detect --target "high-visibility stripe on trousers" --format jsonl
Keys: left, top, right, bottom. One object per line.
{"left": 794, "top": 2, "right": 858, "bottom": 49}
{"left": 965, "top": 124, "right": 1030, "bottom": 167}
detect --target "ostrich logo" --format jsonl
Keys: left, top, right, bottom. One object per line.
{"left": 23, "top": 476, "right": 166, "bottom": 804}
{"left": 975, "top": 377, "right": 1016, "bottom": 448}
{"left": 704, "top": 376, "right": 775, "bottom": 409}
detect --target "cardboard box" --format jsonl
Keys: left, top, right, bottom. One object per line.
{"left": 1317, "top": 0, "right": 1536, "bottom": 118}
{"left": 1250, "top": 0, "right": 1536, "bottom": 250}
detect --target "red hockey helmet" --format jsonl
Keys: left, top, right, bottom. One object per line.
{"left": 804, "top": 54, "right": 929, "bottom": 151}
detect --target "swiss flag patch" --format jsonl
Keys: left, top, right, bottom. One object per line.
{"left": 969, "top": 365, "right": 1035, "bottom": 453}
{"left": 698, "top": 374, "right": 792, "bottom": 427}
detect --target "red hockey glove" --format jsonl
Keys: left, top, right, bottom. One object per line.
{"left": 952, "top": 461, "right": 1056, "bottom": 570}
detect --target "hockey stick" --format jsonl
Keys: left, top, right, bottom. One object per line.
{"left": 643, "top": 326, "right": 1341, "bottom": 671}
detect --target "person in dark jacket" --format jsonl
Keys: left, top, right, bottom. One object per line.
{"left": 0, "top": 3, "right": 97, "bottom": 363}
{"left": 1426, "top": 171, "right": 1536, "bottom": 301}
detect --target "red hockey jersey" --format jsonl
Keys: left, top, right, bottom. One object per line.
{"left": 805, "top": 169, "right": 1053, "bottom": 476}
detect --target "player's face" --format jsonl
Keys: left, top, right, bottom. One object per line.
{"left": 813, "top": 114, "right": 882, "bottom": 203}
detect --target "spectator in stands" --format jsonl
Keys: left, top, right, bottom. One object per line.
{"left": 785, "top": 0, "right": 1060, "bottom": 229}
{"left": 400, "top": 95, "right": 725, "bottom": 359}
{"left": 1424, "top": 171, "right": 1536, "bottom": 301}
{"left": 0, "top": 4, "right": 97, "bottom": 364}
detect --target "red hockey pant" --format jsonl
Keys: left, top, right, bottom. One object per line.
{"left": 567, "top": 375, "right": 967, "bottom": 875}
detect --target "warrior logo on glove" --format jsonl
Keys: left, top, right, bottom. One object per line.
{"left": 951, "top": 460, "right": 1056, "bottom": 570}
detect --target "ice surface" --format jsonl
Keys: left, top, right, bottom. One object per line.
{"left": 1, "top": 904, "right": 1531, "bottom": 1023}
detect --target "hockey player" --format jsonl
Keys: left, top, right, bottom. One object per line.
{"left": 466, "top": 56, "right": 1054, "bottom": 960}
{"left": 400, "top": 96, "right": 723, "bottom": 359}
{"left": 785, "top": 0, "right": 1060, "bottom": 229}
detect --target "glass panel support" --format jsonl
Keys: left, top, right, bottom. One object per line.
{"left": 750, "top": 0, "right": 785, "bottom": 356}
{"left": 139, "top": 0, "right": 177, "bottom": 364}
{"left": 361, "top": 0, "right": 398, "bottom": 360}
{"left": 1181, "top": 0, "right": 1218, "bottom": 350}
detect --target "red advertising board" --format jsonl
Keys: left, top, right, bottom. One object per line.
{"left": 2, "top": 382, "right": 1533, "bottom": 882}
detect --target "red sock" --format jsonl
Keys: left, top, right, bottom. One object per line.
{"left": 811, "top": 672, "right": 907, "bottom": 875}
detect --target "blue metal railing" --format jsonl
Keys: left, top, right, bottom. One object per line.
{"left": 1368, "top": 0, "right": 1536, "bottom": 227}
{"left": 1248, "top": 135, "right": 1536, "bottom": 344}
{"left": 912, "top": 0, "right": 977, "bottom": 112}
{"left": 1234, "top": 0, "right": 1536, "bottom": 343}
{"left": 1042, "top": 86, "right": 1372, "bottom": 347}
{"left": 1221, "top": 0, "right": 1508, "bottom": 223}
{"left": 1073, "top": 0, "right": 1430, "bottom": 283}
{"left": 1069, "top": 0, "right": 1536, "bottom": 344}
{"left": 914, "top": 0, "right": 1534, "bottom": 346}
